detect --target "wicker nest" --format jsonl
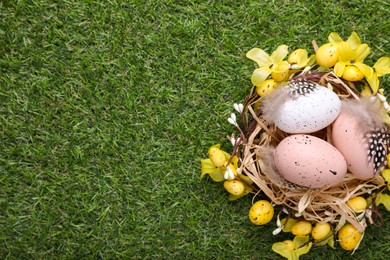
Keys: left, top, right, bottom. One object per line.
{"left": 240, "top": 71, "right": 387, "bottom": 233}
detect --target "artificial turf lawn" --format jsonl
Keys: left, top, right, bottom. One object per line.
{"left": 1, "top": 0, "right": 390, "bottom": 259}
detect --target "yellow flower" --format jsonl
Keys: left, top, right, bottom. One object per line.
{"left": 272, "top": 236, "right": 312, "bottom": 260}
{"left": 328, "top": 31, "right": 362, "bottom": 50}
{"left": 201, "top": 144, "right": 238, "bottom": 182}
{"left": 366, "top": 57, "right": 390, "bottom": 93}
{"left": 246, "top": 45, "right": 290, "bottom": 85}
{"left": 333, "top": 41, "right": 373, "bottom": 81}
{"left": 288, "top": 49, "right": 316, "bottom": 69}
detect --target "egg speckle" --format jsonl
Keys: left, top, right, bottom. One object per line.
{"left": 274, "top": 134, "right": 347, "bottom": 188}
{"left": 274, "top": 80, "right": 341, "bottom": 134}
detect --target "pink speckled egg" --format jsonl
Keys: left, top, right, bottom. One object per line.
{"left": 274, "top": 134, "right": 347, "bottom": 188}
{"left": 332, "top": 112, "right": 389, "bottom": 179}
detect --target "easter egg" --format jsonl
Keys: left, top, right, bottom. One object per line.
{"left": 274, "top": 134, "right": 347, "bottom": 188}
{"left": 332, "top": 112, "right": 390, "bottom": 179}
{"left": 291, "top": 221, "right": 312, "bottom": 236}
{"left": 346, "top": 196, "right": 367, "bottom": 212}
{"left": 223, "top": 179, "right": 245, "bottom": 196}
{"left": 271, "top": 81, "right": 341, "bottom": 134}
{"left": 248, "top": 200, "right": 274, "bottom": 225}
{"left": 312, "top": 222, "right": 332, "bottom": 240}
{"left": 338, "top": 224, "right": 362, "bottom": 251}
{"left": 208, "top": 146, "right": 227, "bottom": 167}
{"left": 316, "top": 42, "right": 339, "bottom": 68}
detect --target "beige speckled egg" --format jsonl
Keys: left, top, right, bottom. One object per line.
{"left": 274, "top": 134, "right": 347, "bottom": 188}
{"left": 332, "top": 112, "right": 389, "bottom": 179}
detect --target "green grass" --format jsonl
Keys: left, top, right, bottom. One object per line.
{"left": 1, "top": 0, "right": 390, "bottom": 259}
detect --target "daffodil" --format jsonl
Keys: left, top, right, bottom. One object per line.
{"left": 201, "top": 144, "right": 238, "bottom": 182}
{"left": 288, "top": 49, "right": 316, "bottom": 70}
{"left": 366, "top": 57, "right": 390, "bottom": 93}
{"left": 247, "top": 45, "right": 290, "bottom": 85}
{"left": 333, "top": 41, "right": 373, "bottom": 82}
{"left": 272, "top": 236, "right": 312, "bottom": 260}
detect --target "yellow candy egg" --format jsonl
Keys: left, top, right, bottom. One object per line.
{"left": 208, "top": 147, "right": 227, "bottom": 167}
{"left": 347, "top": 196, "right": 367, "bottom": 212}
{"left": 248, "top": 200, "right": 274, "bottom": 225}
{"left": 256, "top": 79, "right": 276, "bottom": 97}
{"left": 342, "top": 65, "right": 364, "bottom": 81}
{"left": 223, "top": 179, "right": 245, "bottom": 196}
{"left": 271, "top": 70, "right": 289, "bottom": 82}
{"left": 291, "top": 221, "right": 312, "bottom": 236}
{"left": 312, "top": 222, "right": 332, "bottom": 240}
{"left": 338, "top": 224, "right": 362, "bottom": 251}
{"left": 316, "top": 42, "right": 339, "bottom": 68}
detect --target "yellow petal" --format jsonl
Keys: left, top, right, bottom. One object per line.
{"left": 271, "top": 45, "right": 289, "bottom": 63}
{"left": 272, "top": 242, "right": 294, "bottom": 259}
{"left": 201, "top": 159, "right": 218, "bottom": 177}
{"left": 306, "top": 54, "right": 316, "bottom": 67}
{"left": 337, "top": 42, "right": 354, "bottom": 62}
{"left": 208, "top": 168, "right": 225, "bottom": 182}
{"left": 354, "top": 62, "right": 373, "bottom": 78}
{"left": 374, "top": 57, "right": 390, "bottom": 77}
{"left": 251, "top": 67, "right": 272, "bottom": 86}
{"left": 346, "top": 32, "right": 362, "bottom": 50}
{"left": 273, "top": 60, "right": 290, "bottom": 73}
{"left": 382, "top": 169, "right": 390, "bottom": 182}
{"left": 366, "top": 73, "right": 379, "bottom": 94}
{"left": 375, "top": 193, "right": 390, "bottom": 211}
{"left": 354, "top": 44, "right": 370, "bottom": 62}
{"left": 246, "top": 48, "right": 272, "bottom": 67}
{"left": 293, "top": 236, "right": 312, "bottom": 257}
{"left": 328, "top": 32, "right": 343, "bottom": 43}
{"left": 334, "top": 62, "right": 346, "bottom": 77}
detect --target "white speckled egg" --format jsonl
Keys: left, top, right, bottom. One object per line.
{"left": 272, "top": 81, "right": 341, "bottom": 134}
{"left": 274, "top": 134, "right": 347, "bottom": 188}
{"left": 332, "top": 112, "right": 389, "bottom": 179}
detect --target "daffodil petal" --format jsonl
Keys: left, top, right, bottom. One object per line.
{"left": 293, "top": 236, "right": 312, "bottom": 257}
{"left": 328, "top": 32, "right": 343, "bottom": 43}
{"left": 366, "top": 73, "right": 379, "bottom": 93}
{"left": 271, "top": 45, "right": 288, "bottom": 63}
{"left": 374, "top": 57, "right": 390, "bottom": 77}
{"left": 272, "top": 242, "right": 294, "bottom": 259}
{"left": 354, "top": 62, "right": 373, "bottom": 78}
{"left": 251, "top": 67, "right": 272, "bottom": 86}
{"left": 246, "top": 48, "right": 272, "bottom": 67}
{"left": 201, "top": 159, "right": 218, "bottom": 177}
{"left": 334, "top": 62, "right": 346, "bottom": 77}
{"left": 273, "top": 61, "right": 290, "bottom": 73}
{"left": 376, "top": 193, "right": 390, "bottom": 211}
{"left": 354, "top": 44, "right": 370, "bottom": 62}
{"left": 346, "top": 32, "right": 361, "bottom": 50}
{"left": 337, "top": 41, "right": 354, "bottom": 62}
{"left": 382, "top": 169, "right": 390, "bottom": 182}
{"left": 209, "top": 168, "right": 225, "bottom": 182}
{"left": 306, "top": 54, "right": 316, "bottom": 67}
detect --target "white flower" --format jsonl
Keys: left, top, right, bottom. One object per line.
{"left": 233, "top": 103, "right": 244, "bottom": 113}
{"left": 228, "top": 113, "right": 238, "bottom": 126}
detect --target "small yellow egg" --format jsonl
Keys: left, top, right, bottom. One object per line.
{"left": 208, "top": 147, "right": 227, "bottom": 167}
{"left": 312, "top": 222, "right": 332, "bottom": 240}
{"left": 256, "top": 79, "right": 276, "bottom": 97}
{"left": 271, "top": 70, "right": 289, "bottom": 82}
{"left": 291, "top": 221, "right": 312, "bottom": 236}
{"left": 338, "top": 224, "right": 362, "bottom": 251}
{"left": 342, "top": 65, "right": 365, "bottom": 81}
{"left": 316, "top": 42, "right": 339, "bottom": 68}
{"left": 248, "top": 200, "right": 274, "bottom": 225}
{"left": 223, "top": 179, "right": 245, "bottom": 196}
{"left": 347, "top": 196, "right": 367, "bottom": 212}
{"left": 288, "top": 48, "right": 307, "bottom": 65}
